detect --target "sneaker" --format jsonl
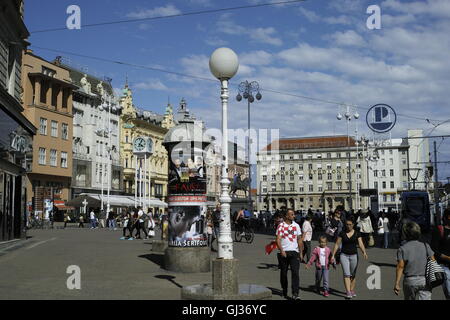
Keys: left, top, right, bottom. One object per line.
{"left": 351, "top": 291, "right": 356, "bottom": 297}
{"left": 345, "top": 292, "right": 352, "bottom": 299}
{"left": 292, "top": 295, "right": 301, "bottom": 300}
{"left": 323, "top": 291, "right": 329, "bottom": 297}
{"left": 128, "top": 237, "right": 134, "bottom": 241}
{"left": 119, "top": 236, "right": 126, "bottom": 240}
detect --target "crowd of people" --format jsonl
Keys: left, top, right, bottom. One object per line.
{"left": 271, "top": 206, "right": 450, "bottom": 301}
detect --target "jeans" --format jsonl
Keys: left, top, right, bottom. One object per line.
{"left": 315, "top": 267, "right": 329, "bottom": 291}
{"left": 340, "top": 253, "right": 358, "bottom": 278}
{"left": 90, "top": 219, "right": 96, "bottom": 228}
{"left": 383, "top": 232, "right": 390, "bottom": 248}
{"left": 442, "top": 265, "right": 450, "bottom": 300}
{"left": 303, "top": 241, "right": 311, "bottom": 262}
{"left": 403, "top": 276, "right": 431, "bottom": 300}
{"left": 278, "top": 251, "right": 300, "bottom": 296}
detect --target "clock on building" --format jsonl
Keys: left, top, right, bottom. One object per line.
{"left": 133, "top": 137, "right": 146, "bottom": 153}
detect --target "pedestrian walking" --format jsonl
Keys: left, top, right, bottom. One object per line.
{"left": 305, "top": 235, "right": 334, "bottom": 297}
{"left": 99, "top": 210, "right": 106, "bottom": 228}
{"left": 120, "top": 212, "right": 134, "bottom": 240}
{"left": 63, "top": 212, "right": 70, "bottom": 229}
{"left": 377, "top": 212, "right": 390, "bottom": 248}
{"left": 276, "top": 209, "right": 303, "bottom": 300}
{"left": 331, "top": 218, "right": 368, "bottom": 299}
{"left": 394, "top": 221, "right": 434, "bottom": 300}
{"left": 89, "top": 209, "right": 97, "bottom": 229}
{"left": 302, "top": 215, "right": 313, "bottom": 263}
{"left": 430, "top": 208, "right": 450, "bottom": 300}
{"left": 78, "top": 214, "right": 84, "bottom": 228}
{"left": 357, "top": 210, "right": 374, "bottom": 247}
{"left": 146, "top": 208, "right": 155, "bottom": 238}
{"left": 326, "top": 210, "right": 344, "bottom": 243}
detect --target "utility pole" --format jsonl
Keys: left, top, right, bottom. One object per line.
{"left": 434, "top": 141, "right": 441, "bottom": 225}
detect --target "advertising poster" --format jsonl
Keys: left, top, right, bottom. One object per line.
{"left": 167, "top": 145, "right": 208, "bottom": 247}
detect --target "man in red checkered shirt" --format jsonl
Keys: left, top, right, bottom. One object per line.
{"left": 276, "top": 209, "right": 304, "bottom": 300}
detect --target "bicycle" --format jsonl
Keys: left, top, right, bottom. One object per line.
{"left": 234, "top": 220, "right": 254, "bottom": 243}
{"left": 28, "top": 217, "right": 44, "bottom": 229}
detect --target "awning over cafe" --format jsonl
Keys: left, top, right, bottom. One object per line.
{"left": 67, "top": 193, "right": 168, "bottom": 208}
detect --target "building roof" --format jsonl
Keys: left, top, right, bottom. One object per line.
{"left": 262, "top": 136, "right": 356, "bottom": 151}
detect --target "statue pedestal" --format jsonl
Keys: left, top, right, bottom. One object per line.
{"left": 164, "top": 246, "right": 210, "bottom": 273}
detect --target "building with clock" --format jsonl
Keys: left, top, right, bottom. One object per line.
{"left": 119, "top": 84, "right": 175, "bottom": 208}
{"left": 256, "top": 136, "right": 369, "bottom": 212}
{"left": 53, "top": 60, "right": 125, "bottom": 200}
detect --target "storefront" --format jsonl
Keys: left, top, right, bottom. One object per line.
{"left": 0, "top": 91, "right": 36, "bottom": 242}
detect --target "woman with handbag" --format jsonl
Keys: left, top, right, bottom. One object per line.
{"left": 357, "top": 210, "right": 374, "bottom": 247}
{"left": 394, "top": 221, "right": 436, "bottom": 300}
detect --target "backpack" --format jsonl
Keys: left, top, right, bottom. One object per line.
{"left": 244, "top": 210, "right": 251, "bottom": 219}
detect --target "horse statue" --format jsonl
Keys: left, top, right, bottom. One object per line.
{"left": 230, "top": 173, "right": 250, "bottom": 198}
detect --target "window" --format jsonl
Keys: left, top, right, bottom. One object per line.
{"left": 289, "top": 164, "right": 294, "bottom": 171}
{"left": 308, "top": 164, "right": 313, "bottom": 170}
{"left": 383, "top": 195, "right": 387, "bottom": 202}
{"left": 280, "top": 155, "right": 285, "bottom": 160}
{"left": 390, "top": 150, "right": 393, "bottom": 155}
{"left": 382, "top": 159, "right": 385, "bottom": 166}
{"left": 39, "top": 148, "right": 46, "bottom": 165}
{"left": 51, "top": 121, "right": 58, "bottom": 137}
{"left": 403, "top": 169, "right": 407, "bottom": 177}
{"left": 271, "top": 175, "right": 276, "bottom": 181}
{"left": 262, "top": 187, "right": 267, "bottom": 193}
{"left": 289, "top": 183, "right": 295, "bottom": 191}
{"left": 402, "top": 159, "right": 407, "bottom": 165}
{"left": 390, "top": 158, "right": 393, "bottom": 165}
{"left": 390, "top": 169, "right": 394, "bottom": 177}
{"left": 317, "top": 154, "right": 322, "bottom": 159}
{"left": 50, "top": 149, "right": 57, "bottom": 166}
{"left": 318, "top": 185, "right": 323, "bottom": 192}
{"left": 337, "top": 182, "right": 342, "bottom": 190}
{"left": 39, "top": 118, "right": 47, "bottom": 135}
{"left": 86, "top": 146, "right": 90, "bottom": 154}
{"left": 318, "top": 173, "right": 323, "bottom": 180}
{"left": 299, "top": 185, "right": 304, "bottom": 192}
{"left": 271, "top": 184, "right": 276, "bottom": 192}
{"left": 299, "top": 175, "right": 304, "bottom": 181}
{"left": 280, "top": 175, "right": 285, "bottom": 181}
{"left": 402, "top": 151, "right": 406, "bottom": 155}
{"left": 337, "top": 153, "right": 341, "bottom": 158}
{"left": 374, "top": 181, "right": 378, "bottom": 189}
{"left": 337, "top": 173, "right": 342, "bottom": 180}
{"left": 327, "top": 164, "right": 332, "bottom": 170}
{"left": 280, "top": 184, "right": 285, "bottom": 192}
{"left": 327, "top": 182, "right": 332, "bottom": 190}
{"left": 289, "top": 155, "right": 294, "bottom": 160}
{"left": 262, "top": 175, "right": 267, "bottom": 182}
{"left": 309, "top": 185, "right": 314, "bottom": 192}
{"left": 298, "top": 164, "right": 303, "bottom": 170}
{"left": 390, "top": 181, "right": 395, "bottom": 188}
{"left": 61, "top": 152, "right": 68, "bottom": 168}
{"left": 391, "top": 195, "right": 395, "bottom": 202}
{"left": 308, "top": 155, "right": 312, "bottom": 160}
{"left": 62, "top": 123, "right": 68, "bottom": 140}
{"left": 289, "top": 174, "right": 294, "bottom": 181}
{"left": 280, "top": 165, "right": 285, "bottom": 171}
{"left": 374, "top": 170, "right": 378, "bottom": 177}
{"left": 382, "top": 181, "right": 386, "bottom": 189}
{"left": 381, "top": 150, "right": 385, "bottom": 155}
{"left": 382, "top": 170, "right": 386, "bottom": 177}
{"left": 308, "top": 174, "right": 313, "bottom": 180}
{"left": 327, "top": 173, "right": 332, "bottom": 180}
{"left": 327, "top": 153, "right": 331, "bottom": 159}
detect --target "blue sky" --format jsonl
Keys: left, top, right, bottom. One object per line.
{"left": 26, "top": 0, "right": 450, "bottom": 182}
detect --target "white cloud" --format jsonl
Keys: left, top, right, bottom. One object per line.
{"left": 126, "top": 4, "right": 181, "bottom": 19}
{"left": 135, "top": 79, "right": 169, "bottom": 91}
{"left": 382, "top": 0, "right": 450, "bottom": 18}
{"left": 329, "top": 30, "right": 366, "bottom": 47}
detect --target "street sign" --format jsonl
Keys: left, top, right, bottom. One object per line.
{"left": 360, "top": 188, "right": 378, "bottom": 196}
{"left": 366, "top": 104, "right": 396, "bottom": 133}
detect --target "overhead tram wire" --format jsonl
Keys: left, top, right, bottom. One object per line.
{"left": 31, "top": 45, "right": 448, "bottom": 125}
{"left": 30, "top": 0, "right": 307, "bottom": 34}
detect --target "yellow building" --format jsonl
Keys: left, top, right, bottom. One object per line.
{"left": 119, "top": 84, "right": 174, "bottom": 208}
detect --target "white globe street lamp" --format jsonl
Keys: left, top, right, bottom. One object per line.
{"left": 209, "top": 47, "right": 239, "bottom": 260}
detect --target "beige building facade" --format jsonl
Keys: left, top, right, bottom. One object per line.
{"left": 119, "top": 84, "right": 174, "bottom": 206}
{"left": 21, "top": 50, "right": 76, "bottom": 216}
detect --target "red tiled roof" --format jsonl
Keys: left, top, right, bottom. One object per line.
{"left": 263, "top": 136, "right": 356, "bottom": 151}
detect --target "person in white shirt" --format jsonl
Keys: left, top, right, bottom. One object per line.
{"left": 90, "top": 210, "right": 97, "bottom": 229}
{"left": 302, "top": 215, "right": 313, "bottom": 263}
{"left": 276, "top": 209, "right": 303, "bottom": 300}
{"left": 135, "top": 207, "right": 148, "bottom": 239}
{"left": 378, "top": 212, "right": 390, "bottom": 249}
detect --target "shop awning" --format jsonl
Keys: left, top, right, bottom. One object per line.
{"left": 53, "top": 200, "right": 75, "bottom": 211}
{"left": 67, "top": 193, "right": 168, "bottom": 208}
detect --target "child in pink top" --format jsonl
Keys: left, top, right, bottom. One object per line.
{"left": 305, "top": 235, "right": 334, "bottom": 297}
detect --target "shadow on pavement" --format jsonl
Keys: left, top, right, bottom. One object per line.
{"left": 370, "top": 261, "right": 397, "bottom": 268}
{"left": 154, "top": 275, "right": 183, "bottom": 288}
{"left": 138, "top": 254, "right": 164, "bottom": 268}
{"left": 257, "top": 263, "right": 279, "bottom": 270}
{"left": 267, "top": 287, "right": 284, "bottom": 298}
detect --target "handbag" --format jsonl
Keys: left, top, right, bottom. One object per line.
{"left": 424, "top": 243, "right": 446, "bottom": 288}
{"left": 325, "top": 227, "right": 335, "bottom": 237}
{"left": 368, "top": 234, "right": 375, "bottom": 247}
{"left": 148, "top": 229, "right": 155, "bottom": 237}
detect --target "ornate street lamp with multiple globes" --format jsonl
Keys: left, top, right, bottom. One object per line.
{"left": 236, "top": 81, "right": 262, "bottom": 216}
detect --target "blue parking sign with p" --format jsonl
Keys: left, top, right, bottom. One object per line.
{"left": 366, "top": 104, "right": 396, "bottom": 133}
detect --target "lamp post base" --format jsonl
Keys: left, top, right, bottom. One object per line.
{"left": 180, "top": 258, "right": 272, "bottom": 300}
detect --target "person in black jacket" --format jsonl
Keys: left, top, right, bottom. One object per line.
{"left": 430, "top": 208, "right": 450, "bottom": 299}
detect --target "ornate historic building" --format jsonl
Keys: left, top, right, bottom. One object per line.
{"left": 53, "top": 60, "right": 124, "bottom": 199}
{"left": 256, "top": 136, "right": 368, "bottom": 212}
{"left": 119, "top": 84, "right": 174, "bottom": 205}
{"left": 21, "top": 51, "right": 76, "bottom": 220}
{"left": 0, "top": 0, "right": 36, "bottom": 241}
